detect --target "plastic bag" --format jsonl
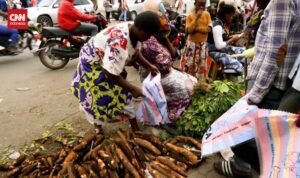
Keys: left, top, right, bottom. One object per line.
{"left": 202, "top": 96, "right": 258, "bottom": 156}
{"left": 136, "top": 73, "right": 170, "bottom": 126}
{"left": 255, "top": 110, "right": 300, "bottom": 178}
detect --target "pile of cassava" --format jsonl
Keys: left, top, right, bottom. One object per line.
{"left": 0, "top": 130, "right": 202, "bottom": 178}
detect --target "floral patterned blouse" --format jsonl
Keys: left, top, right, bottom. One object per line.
{"left": 92, "top": 22, "right": 135, "bottom": 75}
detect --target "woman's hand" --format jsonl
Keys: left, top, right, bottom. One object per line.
{"left": 164, "top": 26, "right": 172, "bottom": 38}
{"left": 196, "top": 9, "right": 203, "bottom": 18}
{"left": 227, "top": 34, "right": 241, "bottom": 45}
{"left": 247, "top": 98, "right": 256, "bottom": 105}
{"left": 126, "top": 54, "right": 136, "bottom": 66}
{"left": 131, "top": 86, "right": 143, "bottom": 98}
{"left": 195, "top": 26, "right": 211, "bottom": 33}
{"left": 149, "top": 64, "right": 159, "bottom": 75}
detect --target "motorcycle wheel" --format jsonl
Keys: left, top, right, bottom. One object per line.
{"left": 39, "top": 40, "right": 70, "bottom": 70}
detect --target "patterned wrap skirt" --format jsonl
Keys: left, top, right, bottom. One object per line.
{"left": 207, "top": 44, "right": 245, "bottom": 74}
{"left": 180, "top": 40, "right": 207, "bottom": 80}
{"left": 71, "top": 42, "right": 133, "bottom": 125}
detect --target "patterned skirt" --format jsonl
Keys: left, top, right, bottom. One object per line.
{"left": 71, "top": 43, "right": 133, "bottom": 125}
{"left": 207, "top": 44, "right": 245, "bottom": 74}
{"left": 161, "top": 68, "right": 197, "bottom": 121}
{"left": 180, "top": 40, "right": 207, "bottom": 80}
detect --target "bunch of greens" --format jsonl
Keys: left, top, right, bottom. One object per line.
{"left": 176, "top": 80, "right": 244, "bottom": 138}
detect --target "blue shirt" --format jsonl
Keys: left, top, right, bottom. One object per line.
{"left": 0, "top": 0, "right": 8, "bottom": 12}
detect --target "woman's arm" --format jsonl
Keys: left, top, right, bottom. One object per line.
{"left": 227, "top": 34, "right": 242, "bottom": 45}
{"left": 134, "top": 50, "right": 159, "bottom": 74}
{"left": 186, "top": 14, "right": 199, "bottom": 34}
{"left": 194, "top": 12, "right": 212, "bottom": 33}
{"left": 212, "top": 25, "right": 227, "bottom": 49}
{"left": 103, "top": 69, "right": 142, "bottom": 97}
{"left": 195, "top": 26, "right": 211, "bottom": 33}
{"left": 165, "top": 37, "right": 178, "bottom": 58}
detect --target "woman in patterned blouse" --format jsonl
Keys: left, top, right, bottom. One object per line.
{"left": 71, "top": 12, "right": 160, "bottom": 131}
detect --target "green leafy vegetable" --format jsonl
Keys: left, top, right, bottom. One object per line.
{"left": 176, "top": 80, "right": 243, "bottom": 138}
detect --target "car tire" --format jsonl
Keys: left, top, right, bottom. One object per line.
{"left": 37, "top": 15, "right": 53, "bottom": 27}
{"left": 130, "top": 11, "right": 137, "bottom": 21}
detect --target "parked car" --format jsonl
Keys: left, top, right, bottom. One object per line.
{"left": 27, "top": 0, "right": 94, "bottom": 27}
{"left": 111, "top": 0, "right": 144, "bottom": 21}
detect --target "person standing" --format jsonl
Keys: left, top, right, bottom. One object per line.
{"left": 278, "top": 53, "right": 300, "bottom": 114}
{"left": 118, "top": 0, "right": 128, "bottom": 22}
{"left": 213, "top": 0, "right": 300, "bottom": 177}
{"left": 103, "top": 0, "right": 112, "bottom": 23}
{"left": 247, "top": 0, "right": 300, "bottom": 109}
{"left": 30, "top": 0, "right": 37, "bottom": 7}
{"left": 180, "top": 0, "right": 212, "bottom": 80}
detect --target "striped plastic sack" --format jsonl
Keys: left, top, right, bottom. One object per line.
{"left": 136, "top": 73, "right": 170, "bottom": 126}
{"left": 202, "top": 96, "right": 259, "bottom": 156}
{"left": 255, "top": 110, "right": 300, "bottom": 178}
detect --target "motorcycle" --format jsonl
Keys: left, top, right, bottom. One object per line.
{"left": 0, "top": 21, "right": 42, "bottom": 56}
{"left": 36, "top": 13, "right": 107, "bottom": 70}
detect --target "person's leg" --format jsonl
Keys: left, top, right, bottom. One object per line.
{"left": 119, "top": 10, "right": 125, "bottom": 21}
{"left": 0, "top": 25, "right": 18, "bottom": 46}
{"left": 108, "top": 11, "right": 111, "bottom": 22}
{"left": 73, "top": 22, "right": 98, "bottom": 36}
{"left": 123, "top": 100, "right": 140, "bottom": 131}
{"left": 105, "top": 11, "right": 110, "bottom": 22}
{"left": 105, "top": 11, "right": 109, "bottom": 20}
{"left": 124, "top": 10, "right": 127, "bottom": 22}
{"left": 0, "top": 25, "right": 18, "bottom": 52}
{"left": 278, "top": 87, "right": 300, "bottom": 113}
{"left": 10, "top": 29, "right": 18, "bottom": 46}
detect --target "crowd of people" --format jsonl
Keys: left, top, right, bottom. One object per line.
{"left": 0, "top": 0, "right": 39, "bottom": 9}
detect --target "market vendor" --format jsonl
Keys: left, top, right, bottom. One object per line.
{"left": 71, "top": 11, "right": 161, "bottom": 132}
{"left": 207, "top": 1, "right": 246, "bottom": 74}
{"left": 137, "top": 33, "right": 197, "bottom": 122}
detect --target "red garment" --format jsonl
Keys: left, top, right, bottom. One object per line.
{"left": 58, "top": 0, "right": 95, "bottom": 31}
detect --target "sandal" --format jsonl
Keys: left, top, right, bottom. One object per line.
{"left": 94, "top": 124, "right": 103, "bottom": 134}
{"left": 214, "top": 156, "right": 252, "bottom": 177}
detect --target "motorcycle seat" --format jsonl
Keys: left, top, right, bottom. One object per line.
{"left": 41, "top": 27, "right": 72, "bottom": 37}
